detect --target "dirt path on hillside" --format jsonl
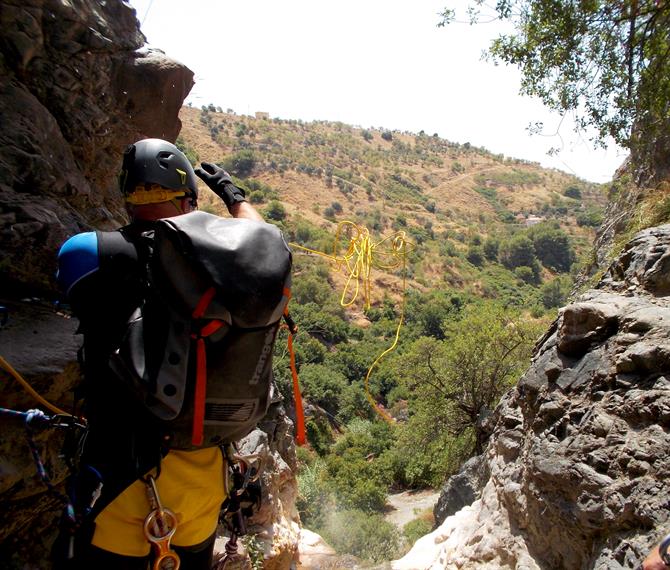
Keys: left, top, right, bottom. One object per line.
{"left": 384, "top": 490, "right": 441, "bottom": 528}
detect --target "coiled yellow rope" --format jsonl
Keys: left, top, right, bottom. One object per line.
{"left": 0, "top": 355, "right": 70, "bottom": 416}
{"left": 290, "top": 221, "right": 412, "bottom": 423}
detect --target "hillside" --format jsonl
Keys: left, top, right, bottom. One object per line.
{"left": 179, "top": 105, "right": 606, "bottom": 310}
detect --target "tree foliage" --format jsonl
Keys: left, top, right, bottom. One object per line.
{"left": 440, "top": 1, "right": 670, "bottom": 171}
{"left": 526, "top": 222, "right": 575, "bottom": 272}
{"left": 400, "top": 303, "right": 542, "bottom": 458}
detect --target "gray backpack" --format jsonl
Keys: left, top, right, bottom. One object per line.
{"left": 104, "top": 211, "right": 292, "bottom": 449}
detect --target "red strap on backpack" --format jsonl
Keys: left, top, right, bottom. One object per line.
{"left": 191, "top": 287, "right": 224, "bottom": 446}
{"left": 283, "top": 287, "right": 306, "bottom": 446}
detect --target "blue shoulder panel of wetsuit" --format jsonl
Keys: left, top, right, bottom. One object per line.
{"left": 57, "top": 232, "right": 99, "bottom": 296}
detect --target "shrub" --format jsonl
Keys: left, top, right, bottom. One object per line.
{"left": 466, "top": 245, "right": 485, "bottom": 266}
{"left": 381, "top": 131, "right": 393, "bottom": 141}
{"left": 299, "top": 364, "right": 348, "bottom": 415}
{"left": 265, "top": 200, "right": 287, "bottom": 221}
{"left": 564, "top": 185, "right": 582, "bottom": 199}
{"left": 221, "top": 149, "right": 256, "bottom": 176}
{"left": 175, "top": 136, "right": 198, "bottom": 166}
{"left": 362, "top": 129, "right": 374, "bottom": 142}
{"left": 403, "top": 517, "right": 433, "bottom": 546}
{"left": 526, "top": 222, "right": 575, "bottom": 272}
{"left": 514, "top": 265, "right": 537, "bottom": 285}
{"left": 576, "top": 208, "right": 604, "bottom": 227}
{"left": 483, "top": 237, "right": 499, "bottom": 261}
{"left": 297, "top": 459, "right": 332, "bottom": 528}
{"left": 321, "top": 510, "right": 402, "bottom": 562}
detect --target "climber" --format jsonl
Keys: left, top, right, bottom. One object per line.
{"left": 52, "top": 138, "right": 267, "bottom": 570}
{"left": 640, "top": 532, "right": 670, "bottom": 570}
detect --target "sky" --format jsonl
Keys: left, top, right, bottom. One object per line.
{"left": 126, "top": 0, "right": 627, "bottom": 183}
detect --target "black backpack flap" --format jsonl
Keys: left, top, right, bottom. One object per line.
{"left": 108, "top": 300, "right": 194, "bottom": 422}
{"left": 164, "top": 323, "right": 277, "bottom": 450}
{"left": 154, "top": 212, "right": 292, "bottom": 327}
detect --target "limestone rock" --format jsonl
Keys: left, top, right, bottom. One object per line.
{"left": 433, "top": 455, "right": 489, "bottom": 526}
{"left": 0, "top": 0, "right": 194, "bottom": 297}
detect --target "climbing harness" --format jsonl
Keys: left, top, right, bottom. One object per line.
{"left": 143, "top": 474, "right": 181, "bottom": 570}
{"left": 289, "top": 221, "right": 413, "bottom": 423}
{"left": 214, "top": 445, "right": 263, "bottom": 570}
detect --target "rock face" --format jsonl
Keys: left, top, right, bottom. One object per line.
{"left": 0, "top": 0, "right": 194, "bottom": 296}
{"left": 395, "top": 225, "right": 670, "bottom": 569}
{"left": 433, "top": 454, "right": 489, "bottom": 526}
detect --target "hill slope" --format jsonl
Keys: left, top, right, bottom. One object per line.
{"left": 179, "top": 105, "right": 605, "bottom": 309}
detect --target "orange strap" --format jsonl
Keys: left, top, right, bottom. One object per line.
{"left": 192, "top": 338, "right": 207, "bottom": 446}
{"left": 287, "top": 330, "right": 306, "bottom": 446}
{"left": 283, "top": 287, "right": 306, "bottom": 446}
{"left": 191, "top": 287, "right": 220, "bottom": 447}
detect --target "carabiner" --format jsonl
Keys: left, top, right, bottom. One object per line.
{"left": 143, "top": 509, "right": 180, "bottom": 570}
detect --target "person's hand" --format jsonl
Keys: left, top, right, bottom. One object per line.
{"left": 194, "top": 162, "right": 246, "bottom": 208}
{"left": 639, "top": 545, "right": 669, "bottom": 570}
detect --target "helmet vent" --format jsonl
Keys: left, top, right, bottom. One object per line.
{"left": 157, "top": 151, "right": 173, "bottom": 170}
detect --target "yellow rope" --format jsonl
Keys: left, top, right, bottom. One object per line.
{"left": 0, "top": 355, "right": 70, "bottom": 416}
{"left": 290, "top": 221, "right": 412, "bottom": 423}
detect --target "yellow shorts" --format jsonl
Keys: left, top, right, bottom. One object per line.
{"left": 92, "top": 447, "right": 226, "bottom": 557}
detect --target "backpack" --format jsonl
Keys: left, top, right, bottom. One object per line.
{"left": 99, "top": 211, "right": 292, "bottom": 450}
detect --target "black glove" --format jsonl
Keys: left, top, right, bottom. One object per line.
{"left": 194, "top": 162, "right": 246, "bottom": 208}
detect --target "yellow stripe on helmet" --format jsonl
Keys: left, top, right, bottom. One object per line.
{"left": 125, "top": 187, "right": 187, "bottom": 205}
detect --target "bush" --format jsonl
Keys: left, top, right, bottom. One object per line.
{"left": 381, "top": 131, "right": 393, "bottom": 141}
{"left": 526, "top": 222, "right": 575, "bottom": 272}
{"left": 514, "top": 265, "right": 537, "bottom": 285}
{"left": 564, "top": 185, "right": 582, "bottom": 199}
{"left": 466, "top": 245, "right": 484, "bottom": 266}
{"left": 265, "top": 200, "right": 287, "bottom": 221}
{"left": 320, "top": 510, "right": 402, "bottom": 562}
{"left": 221, "top": 149, "right": 256, "bottom": 176}
{"left": 403, "top": 517, "right": 433, "bottom": 546}
{"left": 576, "top": 208, "right": 604, "bottom": 227}
{"left": 299, "top": 364, "right": 348, "bottom": 415}
{"left": 297, "top": 459, "right": 332, "bottom": 528}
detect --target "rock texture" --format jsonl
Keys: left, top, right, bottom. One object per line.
{"left": 0, "top": 0, "right": 194, "bottom": 296}
{"left": 395, "top": 225, "right": 670, "bottom": 569}
{"left": 433, "top": 455, "right": 489, "bottom": 526}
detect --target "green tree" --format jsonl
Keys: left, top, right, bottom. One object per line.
{"left": 499, "top": 235, "right": 538, "bottom": 273}
{"left": 564, "top": 185, "right": 582, "bottom": 199}
{"left": 540, "top": 276, "right": 572, "bottom": 309}
{"left": 299, "top": 364, "right": 348, "bottom": 415}
{"left": 483, "top": 237, "right": 499, "bottom": 261}
{"left": 222, "top": 149, "right": 256, "bottom": 176}
{"left": 440, "top": 1, "right": 670, "bottom": 172}
{"left": 526, "top": 222, "right": 576, "bottom": 272}
{"left": 401, "top": 303, "right": 541, "bottom": 456}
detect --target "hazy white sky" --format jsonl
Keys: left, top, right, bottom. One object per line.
{"left": 127, "top": 0, "right": 626, "bottom": 183}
